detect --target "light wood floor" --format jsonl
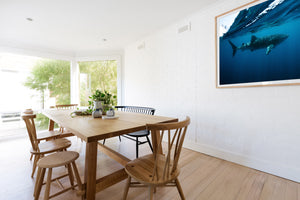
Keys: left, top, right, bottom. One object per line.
{"left": 0, "top": 132, "right": 299, "bottom": 200}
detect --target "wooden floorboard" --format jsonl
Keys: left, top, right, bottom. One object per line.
{"left": 298, "top": 184, "right": 300, "bottom": 200}
{"left": 0, "top": 132, "right": 299, "bottom": 200}
{"left": 239, "top": 171, "right": 267, "bottom": 200}
{"left": 285, "top": 181, "right": 297, "bottom": 200}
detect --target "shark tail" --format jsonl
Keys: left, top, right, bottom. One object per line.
{"left": 228, "top": 40, "right": 237, "bottom": 57}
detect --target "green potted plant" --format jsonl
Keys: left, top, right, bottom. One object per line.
{"left": 88, "top": 89, "right": 116, "bottom": 115}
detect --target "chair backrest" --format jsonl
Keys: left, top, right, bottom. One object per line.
{"left": 146, "top": 116, "right": 190, "bottom": 182}
{"left": 115, "top": 106, "right": 155, "bottom": 115}
{"left": 21, "top": 114, "right": 39, "bottom": 152}
{"left": 55, "top": 104, "right": 78, "bottom": 110}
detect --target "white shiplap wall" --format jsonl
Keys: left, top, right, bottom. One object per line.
{"left": 123, "top": 0, "right": 300, "bottom": 182}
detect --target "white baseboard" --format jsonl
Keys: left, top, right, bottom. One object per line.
{"left": 183, "top": 140, "right": 300, "bottom": 182}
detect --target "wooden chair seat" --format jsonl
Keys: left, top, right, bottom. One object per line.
{"left": 37, "top": 130, "right": 74, "bottom": 140}
{"left": 30, "top": 127, "right": 72, "bottom": 163}
{"left": 36, "top": 130, "right": 62, "bottom": 141}
{"left": 37, "top": 151, "right": 79, "bottom": 168}
{"left": 30, "top": 138, "right": 72, "bottom": 155}
{"left": 57, "top": 130, "right": 75, "bottom": 138}
{"left": 34, "top": 151, "right": 82, "bottom": 200}
{"left": 125, "top": 154, "right": 180, "bottom": 185}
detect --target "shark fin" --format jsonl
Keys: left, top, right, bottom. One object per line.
{"left": 228, "top": 40, "right": 237, "bottom": 57}
{"left": 251, "top": 35, "right": 257, "bottom": 43}
{"left": 266, "top": 44, "right": 274, "bottom": 55}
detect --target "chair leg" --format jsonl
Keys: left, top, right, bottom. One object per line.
{"left": 103, "top": 139, "right": 106, "bottom": 145}
{"left": 146, "top": 136, "right": 153, "bottom": 152}
{"left": 175, "top": 178, "right": 185, "bottom": 200}
{"left": 44, "top": 168, "right": 53, "bottom": 200}
{"left": 71, "top": 161, "right": 82, "bottom": 190}
{"left": 34, "top": 167, "right": 42, "bottom": 197}
{"left": 119, "top": 136, "right": 122, "bottom": 142}
{"left": 148, "top": 186, "right": 154, "bottom": 200}
{"left": 67, "top": 164, "right": 74, "bottom": 189}
{"left": 31, "top": 155, "right": 40, "bottom": 177}
{"left": 30, "top": 153, "right": 33, "bottom": 161}
{"left": 136, "top": 137, "right": 139, "bottom": 158}
{"left": 34, "top": 168, "right": 45, "bottom": 200}
{"left": 123, "top": 176, "right": 131, "bottom": 200}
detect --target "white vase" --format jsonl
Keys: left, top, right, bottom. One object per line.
{"left": 106, "top": 108, "right": 115, "bottom": 117}
{"left": 93, "top": 101, "right": 103, "bottom": 110}
{"left": 92, "top": 101, "right": 103, "bottom": 118}
{"left": 92, "top": 109, "right": 102, "bottom": 118}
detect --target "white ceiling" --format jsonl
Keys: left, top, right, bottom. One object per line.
{"left": 0, "top": 0, "right": 218, "bottom": 56}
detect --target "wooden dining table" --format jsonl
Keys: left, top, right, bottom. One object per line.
{"left": 43, "top": 109, "right": 177, "bottom": 200}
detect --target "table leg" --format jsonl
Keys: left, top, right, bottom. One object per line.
{"left": 48, "top": 119, "right": 55, "bottom": 131}
{"left": 85, "top": 141, "right": 98, "bottom": 200}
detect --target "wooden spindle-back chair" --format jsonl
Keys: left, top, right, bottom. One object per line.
{"left": 24, "top": 113, "right": 67, "bottom": 161}
{"left": 55, "top": 104, "right": 78, "bottom": 110}
{"left": 55, "top": 104, "right": 78, "bottom": 134}
{"left": 22, "top": 114, "right": 72, "bottom": 177}
{"left": 123, "top": 116, "right": 190, "bottom": 200}
{"left": 23, "top": 114, "right": 39, "bottom": 152}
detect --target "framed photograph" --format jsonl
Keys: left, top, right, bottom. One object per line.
{"left": 215, "top": 0, "right": 300, "bottom": 88}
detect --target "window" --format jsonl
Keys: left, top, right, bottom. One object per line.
{"left": 0, "top": 53, "right": 120, "bottom": 137}
{"left": 78, "top": 60, "right": 117, "bottom": 106}
{"left": 0, "top": 53, "right": 70, "bottom": 133}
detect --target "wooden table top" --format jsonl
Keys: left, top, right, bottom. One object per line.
{"left": 43, "top": 109, "right": 177, "bottom": 142}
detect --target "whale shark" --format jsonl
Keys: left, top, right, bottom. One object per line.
{"left": 228, "top": 34, "right": 288, "bottom": 56}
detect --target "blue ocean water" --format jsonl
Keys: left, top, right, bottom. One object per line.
{"left": 219, "top": 0, "right": 300, "bottom": 85}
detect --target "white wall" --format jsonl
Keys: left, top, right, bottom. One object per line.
{"left": 123, "top": 0, "right": 300, "bottom": 182}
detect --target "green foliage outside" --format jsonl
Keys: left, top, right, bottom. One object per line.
{"left": 35, "top": 113, "right": 57, "bottom": 131}
{"left": 24, "top": 59, "right": 71, "bottom": 130}
{"left": 79, "top": 60, "right": 117, "bottom": 106}
{"left": 24, "top": 59, "right": 71, "bottom": 105}
{"left": 24, "top": 59, "right": 117, "bottom": 130}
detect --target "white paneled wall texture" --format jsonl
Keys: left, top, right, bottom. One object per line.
{"left": 123, "top": 0, "right": 300, "bottom": 182}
